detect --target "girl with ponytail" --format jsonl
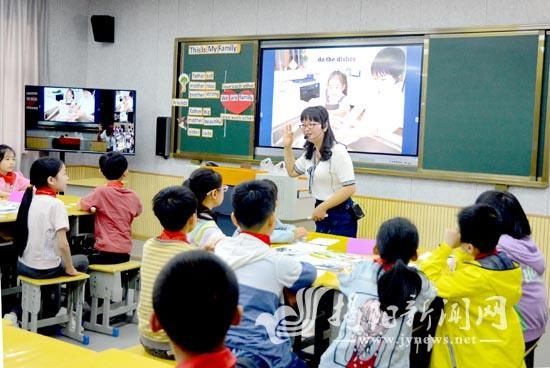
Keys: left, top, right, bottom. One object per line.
{"left": 16, "top": 158, "right": 88, "bottom": 318}
{"left": 16, "top": 157, "right": 88, "bottom": 277}
{"left": 183, "top": 167, "right": 227, "bottom": 250}
{"left": 320, "top": 217, "right": 436, "bottom": 368}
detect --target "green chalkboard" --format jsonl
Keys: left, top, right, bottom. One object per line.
{"left": 422, "top": 33, "right": 542, "bottom": 178}
{"left": 173, "top": 40, "right": 258, "bottom": 159}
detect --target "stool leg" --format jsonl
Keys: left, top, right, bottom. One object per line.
{"left": 101, "top": 296, "right": 111, "bottom": 329}
{"left": 21, "top": 282, "right": 41, "bottom": 333}
{"left": 21, "top": 310, "right": 29, "bottom": 330}
{"left": 74, "top": 281, "right": 85, "bottom": 333}
{"left": 30, "top": 310, "right": 38, "bottom": 333}
{"left": 61, "top": 280, "right": 89, "bottom": 344}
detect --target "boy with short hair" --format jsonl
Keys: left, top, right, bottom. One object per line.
{"left": 79, "top": 152, "right": 142, "bottom": 264}
{"left": 137, "top": 186, "right": 198, "bottom": 359}
{"left": 215, "top": 180, "right": 317, "bottom": 368}
{"left": 151, "top": 250, "right": 241, "bottom": 368}
{"left": 420, "top": 204, "right": 525, "bottom": 368}
{"left": 233, "top": 179, "right": 308, "bottom": 243}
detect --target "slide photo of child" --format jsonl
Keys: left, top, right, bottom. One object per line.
{"left": 259, "top": 43, "right": 423, "bottom": 156}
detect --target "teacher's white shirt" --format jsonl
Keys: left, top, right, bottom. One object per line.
{"left": 294, "top": 143, "right": 355, "bottom": 201}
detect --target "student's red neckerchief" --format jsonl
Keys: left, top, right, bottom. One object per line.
{"left": 0, "top": 172, "right": 15, "bottom": 186}
{"left": 241, "top": 230, "right": 271, "bottom": 246}
{"left": 375, "top": 257, "right": 395, "bottom": 272}
{"left": 475, "top": 249, "right": 498, "bottom": 260}
{"left": 35, "top": 186, "right": 57, "bottom": 197}
{"left": 158, "top": 229, "right": 188, "bottom": 243}
{"left": 106, "top": 181, "right": 124, "bottom": 189}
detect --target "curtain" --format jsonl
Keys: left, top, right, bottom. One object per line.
{"left": 0, "top": 0, "right": 47, "bottom": 165}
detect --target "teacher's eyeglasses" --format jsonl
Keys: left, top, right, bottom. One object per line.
{"left": 299, "top": 122, "right": 320, "bottom": 129}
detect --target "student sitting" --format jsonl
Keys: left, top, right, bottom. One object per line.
{"left": 233, "top": 179, "right": 308, "bottom": 244}
{"left": 319, "top": 217, "right": 436, "bottom": 368}
{"left": 184, "top": 168, "right": 227, "bottom": 250}
{"left": 16, "top": 158, "right": 88, "bottom": 318}
{"left": 151, "top": 250, "right": 241, "bottom": 368}
{"left": 420, "top": 204, "right": 525, "bottom": 368}
{"left": 215, "top": 180, "right": 317, "bottom": 368}
{"left": 0, "top": 144, "right": 30, "bottom": 199}
{"left": 79, "top": 152, "right": 142, "bottom": 264}
{"left": 476, "top": 190, "right": 548, "bottom": 368}
{"left": 137, "top": 186, "right": 198, "bottom": 359}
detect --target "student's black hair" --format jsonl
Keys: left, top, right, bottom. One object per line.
{"left": 152, "top": 250, "right": 239, "bottom": 353}
{"left": 300, "top": 106, "right": 337, "bottom": 161}
{"left": 182, "top": 168, "right": 222, "bottom": 221}
{"left": 261, "top": 178, "right": 278, "bottom": 200}
{"left": 152, "top": 186, "right": 197, "bottom": 231}
{"left": 0, "top": 144, "right": 16, "bottom": 162}
{"left": 99, "top": 151, "right": 128, "bottom": 180}
{"left": 371, "top": 47, "right": 406, "bottom": 83}
{"left": 232, "top": 180, "right": 275, "bottom": 230}
{"left": 376, "top": 217, "right": 422, "bottom": 318}
{"left": 458, "top": 204, "right": 502, "bottom": 253}
{"left": 327, "top": 70, "right": 348, "bottom": 95}
{"left": 475, "top": 190, "right": 531, "bottom": 240}
{"left": 15, "top": 157, "right": 63, "bottom": 256}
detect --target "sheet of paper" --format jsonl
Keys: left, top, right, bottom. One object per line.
{"left": 308, "top": 237, "right": 340, "bottom": 246}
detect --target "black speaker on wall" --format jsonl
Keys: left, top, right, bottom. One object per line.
{"left": 91, "top": 15, "right": 115, "bottom": 43}
{"left": 156, "top": 117, "right": 171, "bottom": 159}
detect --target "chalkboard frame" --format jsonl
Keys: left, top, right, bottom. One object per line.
{"left": 418, "top": 31, "right": 544, "bottom": 183}
{"left": 172, "top": 38, "right": 258, "bottom": 160}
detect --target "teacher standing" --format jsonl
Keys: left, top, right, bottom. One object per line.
{"left": 283, "top": 106, "right": 358, "bottom": 237}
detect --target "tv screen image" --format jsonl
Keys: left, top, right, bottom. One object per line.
{"left": 25, "top": 85, "right": 136, "bottom": 155}
{"left": 43, "top": 87, "right": 95, "bottom": 123}
{"left": 115, "top": 90, "right": 134, "bottom": 113}
{"left": 258, "top": 41, "right": 423, "bottom": 164}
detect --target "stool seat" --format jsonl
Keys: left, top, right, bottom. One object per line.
{"left": 89, "top": 261, "right": 141, "bottom": 273}
{"left": 19, "top": 272, "right": 89, "bottom": 344}
{"left": 19, "top": 273, "right": 89, "bottom": 286}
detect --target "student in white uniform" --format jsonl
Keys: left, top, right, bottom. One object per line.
{"left": 16, "top": 157, "right": 88, "bottom": 318}
{"left": 283, "top": 105, "right": 359, "bottom": 237}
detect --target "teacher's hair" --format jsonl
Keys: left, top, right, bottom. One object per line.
{"left": 300, "top": 106, "right": 336, "bottom": 161}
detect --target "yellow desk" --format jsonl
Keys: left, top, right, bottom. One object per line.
{"left": 0, "top": 194, "right": 90, "bottom": 223}
{"left": 0, "top": 195, "right": 92, "bottom": 297}
{"left": 65, "top": 178, "right": 105, "bottom": 197}
{"left": 305, "top": 232, "right": 350, "bottom": 253}
{"left": 278, "top": 232, "right": 374, "bottom": 289}
{"left": 2, "top": 322, "right": 97, "bottom": 367}
{"left": 96, "top": 349, "right": 173, "bottom": 367}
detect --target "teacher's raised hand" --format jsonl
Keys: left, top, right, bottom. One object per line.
{"left": 283, "top": 124, "right": 294, "bottom": 148}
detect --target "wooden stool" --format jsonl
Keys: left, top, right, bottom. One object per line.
{"left": 19, "top": 273, "right": 90, "bottom": 344}
{"left": 84, "top": 261, "right": 140, "bottom": 336}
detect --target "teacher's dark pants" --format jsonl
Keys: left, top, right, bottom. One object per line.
{"left": 314, "top": 199, "right": 357, "bottom": 238}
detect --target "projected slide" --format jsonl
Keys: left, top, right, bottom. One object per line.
{"left": 258, "top": 44, "right": 423, "bottom": 156}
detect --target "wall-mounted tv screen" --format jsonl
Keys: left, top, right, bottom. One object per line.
{"left": 25, "top": 85, "right": 136, "bottom": 155}
{"left": 256, "top": 38, "right": 423, "bottom": 166}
